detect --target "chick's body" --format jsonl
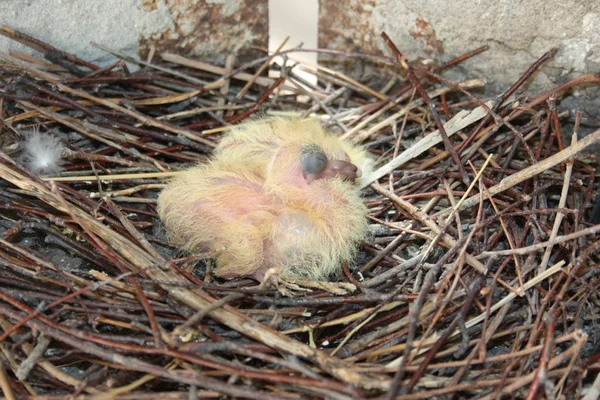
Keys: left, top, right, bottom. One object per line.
{"left": 157, "top": 118, "right": 370, "bottom": 281}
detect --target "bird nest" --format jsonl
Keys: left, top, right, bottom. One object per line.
{"left": 0, "top": 27, "right": 600, "bottom": 399}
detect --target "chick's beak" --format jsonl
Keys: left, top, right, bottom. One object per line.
{"left": 321, "top": 160, "right": 362, "bottom": 180}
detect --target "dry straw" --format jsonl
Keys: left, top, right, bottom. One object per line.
{"left": 0, "top": 25, "right": 599, "bottom": 399}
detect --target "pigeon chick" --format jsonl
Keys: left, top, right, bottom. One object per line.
{"left": 157, "top": 118, "right": 370, "bottom": 283}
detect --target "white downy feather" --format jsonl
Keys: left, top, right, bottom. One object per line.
{"left": 20, "top": 130, "right": 65, "bottom": 176}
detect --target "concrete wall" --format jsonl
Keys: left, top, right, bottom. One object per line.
{"left": 0, "top": 0, "right": 268, "bottom": 66}
{"left": 320, "top": 0, "right": 600, "bottom": 116}
{"left": 0, "top": 0, "right": 598, "bottom": 113}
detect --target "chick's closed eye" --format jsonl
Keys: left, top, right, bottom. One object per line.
{"left": 301, "top": 144, "right": 361, "bottom": 183}
{"left": 301, "top": 145, "right": 327, "bottom": 175}
{"left": 157, "top": 117, "right": 371, "bottom": 283}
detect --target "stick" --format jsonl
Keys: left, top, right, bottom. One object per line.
{"left": 358, "top": 100, "right": 495, "bottom": 189}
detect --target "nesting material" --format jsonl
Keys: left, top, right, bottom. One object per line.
{"left": 1, "top": 26, "right": 600, "bottom": 399}
{"left": 158, "top": 118, "right": 370, "bottom": 281}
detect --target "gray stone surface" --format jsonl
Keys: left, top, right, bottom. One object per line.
{"left": 0, "top": 0, "right": 268, "bottom": 67}
{"left": 0, "top": 0, "right": 597, "bottom": 113}
{"left": 320, "top": 0, "right": 600, "bottom": 116}
{"left": 0, "top": 0, "right": 173, "bottom": 65}
{"left": 374, "top": 1, "right": 599, "bottom": 92}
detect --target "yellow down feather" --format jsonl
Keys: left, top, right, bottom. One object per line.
{"left": 157, "top": 118, "right": 371, "bottom": 281}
